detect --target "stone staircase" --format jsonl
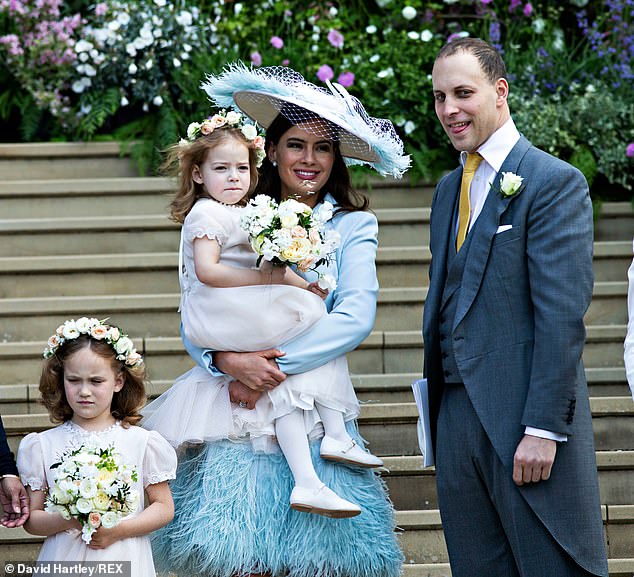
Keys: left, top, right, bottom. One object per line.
{"left": 0, "top": 142, "right": 632, "bottom": 575}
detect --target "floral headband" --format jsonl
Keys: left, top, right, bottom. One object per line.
{"left": 43, "top": 317, "right": 143, "bottom": 368}
{"left": 179, "top": 109, "right": 267, "bottom": 167}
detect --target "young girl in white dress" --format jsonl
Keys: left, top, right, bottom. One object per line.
{"left": 142, "top": 112, "right": 382, "bottom": 518}
{"left": 17, "top": 318, "right": 177, "bottom": 576}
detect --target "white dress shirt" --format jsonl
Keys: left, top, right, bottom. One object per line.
{"left": 461, "top": 118, "right": 566, "bottom": 442}
{"left": 625, "top": 238, "right": 634, "bottom": 400}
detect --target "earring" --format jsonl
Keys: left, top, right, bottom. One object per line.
{"left": 271, "top": 160, "right": 277, "bottom": 167}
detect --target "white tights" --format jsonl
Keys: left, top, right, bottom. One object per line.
{"left": 274, "top": 402, "right": 349, "bottom": 490}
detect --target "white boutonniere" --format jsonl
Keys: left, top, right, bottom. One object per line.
{"left": 499, "top": 172, "right": 524, "bottom": 198}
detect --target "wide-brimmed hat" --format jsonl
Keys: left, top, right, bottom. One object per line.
{"left": 201, "top": 63, "right": 410, "bottom": 178}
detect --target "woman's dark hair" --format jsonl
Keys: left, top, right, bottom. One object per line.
{"left": 39, "top": 334, "right": 147, "bottom": 427}
{"left": 255, "top": 109, "right": 369, "bottom": 213}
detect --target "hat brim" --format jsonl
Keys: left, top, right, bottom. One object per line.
{"left": 233, "top": 90, "right": 380, "bottom": 163}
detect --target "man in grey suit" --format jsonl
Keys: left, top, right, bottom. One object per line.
{"left": 0, "top": 415, "right": 29, "bottom": 527}
{"left": 422, "top": 38, "right": 608, "bottom": 576}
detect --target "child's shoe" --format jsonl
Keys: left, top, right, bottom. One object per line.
{"left": 290, "top": 484, "right": 361, "bottom": 518}
{"left": 320, "top": 435, "right": 384, "bottom": 468}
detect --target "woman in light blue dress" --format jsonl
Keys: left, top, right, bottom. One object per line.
{"left": 151, "top": 64, "right": 410, "bottom": 577}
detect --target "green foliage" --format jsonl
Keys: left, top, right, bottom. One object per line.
{"left": 0, "top": 0, "right": 631, "bottom": 199}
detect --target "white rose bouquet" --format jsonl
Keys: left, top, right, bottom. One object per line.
{"left": 45, "top": 439, "right": 140, "bottom": 544}
{"left": 240, "top": 195, "right": 340, "bottom": 289}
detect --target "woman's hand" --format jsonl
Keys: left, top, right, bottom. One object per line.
{"left": 215, "top": 349, "right": 287, "bottom": 391}
{"left": 229, "top": 381, "right": 263, "bottom": 410}
{"left": 307, "top": 282, "right": 329, "bottom": 300}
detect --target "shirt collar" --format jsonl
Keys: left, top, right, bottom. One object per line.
{"left": 460, "top": 118, "right": 520, "bottom": 173}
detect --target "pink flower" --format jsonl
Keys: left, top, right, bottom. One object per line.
{"left": 282, "top": 59, "right": 290, "bottom": 66}
{"left": 94, "top": 2, "right": 107, "bottom": 16}
{"left": 316, "top": 64, "right": 334, "bottom": 82}
{"left": 250, "top": 51, "right": 262, "bottom": 67}
{"left": 480, "top": 0, "right": 493, "bottom": 3}
{"left": 337, "top": 71, "right": 355, "bottom": 88}
{"left": 327, "top": 29, "right": 344, "bottom": 49}
{"left": 270, "top": 36, "right": 284, "bottom": 49}
{"left": 626, "top": 143, "right": 634, "bottom": 158}
{"left": 523, "top": 2, "right": 533, "bottom": 16}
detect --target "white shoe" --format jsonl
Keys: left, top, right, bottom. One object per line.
{"left": 320, "top": 436, "right": 384, "bottom": 468}
{"left": 290, "top": 484, "right": 361, "bottom": 518}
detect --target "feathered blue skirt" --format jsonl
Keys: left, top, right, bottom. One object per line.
{"left": 152, "top": 426, "right": 404, "bottom": 577}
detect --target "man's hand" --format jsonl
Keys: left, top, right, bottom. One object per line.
{"left": 229, "top": 381, "right": 263, "bottom": 410}
{"left": 215, "top": 349, "right": 286, "bottom": 391}
{"left": 0, "top": 476, "right": 29, "bottom": 528}
{"left": 512, "top": 435, "right": 557, "bottom": 486}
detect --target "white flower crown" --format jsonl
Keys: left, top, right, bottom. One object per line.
{"left": 179, "top": 109, "right": 267, "bottom": 167}
{"left": 43, "top": 317, "right": 143, "bottom": 368}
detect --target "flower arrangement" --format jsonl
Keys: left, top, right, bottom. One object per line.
{"left": 45, "top": 438, "right": 139, "bottom": 544}
{"left": 43, "top": 317, "right": 143, "bottom": 368}
{"left": 181, "top": 110, "right": 266, "bottom": 166}
{"left": 239, "top": 195, "right": 340, "bottom": 286}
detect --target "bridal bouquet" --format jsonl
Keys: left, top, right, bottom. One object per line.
{"left": 240, "top": 195, "right": 340, "bottom": 289}
{"left": 45, "top": 439, "right": 140, "bottom": 544}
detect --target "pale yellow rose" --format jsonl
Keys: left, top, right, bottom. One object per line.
{"left": 280, "top": 238, "right": 312, "bottom": 263}
{"left": 280, "top": 213, "right": 299, "bottom": 229}
{"left": 290, "top": 226, "right": 307, "bottom": 239}
{"left": 92, "top": 491, "right": 111, "bottom": 511}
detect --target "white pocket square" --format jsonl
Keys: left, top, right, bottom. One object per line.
{"left": 496, "top": 225, "right": 513, "bottom": 234}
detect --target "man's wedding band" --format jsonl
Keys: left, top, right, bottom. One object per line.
{"left": 239, "top": 401, "right": 247, "bottom": 408}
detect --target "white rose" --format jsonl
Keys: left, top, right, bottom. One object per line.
{"left": 240, "top": 124, "right": 257, "bottom": 140}
{"left": 76, "top": 497, "right": 93, "bottom": 514}
{"left": 225, "top": 111, "right": 241, "bottom": 125}
{"left": 79, "top": 478, "right": 98, "bottom": 499}
{"left": 187, "top": 122, "right": 200, "bottom": 139}
{"left": 420, "top": 30, "right": 433, "bottom": 42}
{"left": 75, "top": 317, "right": 92, "bottom": 333}
{"left": 114, "top": 336, "right": 134, "bottom": 356}
{"left": 316, "top": 201, "right": 333, "bottom": 223}
{"left": 280, "top": 213, "right": 299, "bottom": 229}
{"left": 101, "top": 511, "right": 120, "bottom": 529}
{"left": 500, "top": 172, "right": 524, "bottom": 197}
{"left": 62, "top": 321, "right": 79, "bottom": 339}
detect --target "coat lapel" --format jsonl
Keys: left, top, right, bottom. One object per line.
{"left": 427, "top": 169, "right": 462, "bottom": 314}
{"left": 452, "top": 137, "right": 532, "bottom": 330}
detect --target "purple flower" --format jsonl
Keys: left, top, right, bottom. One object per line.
{"left": 327, "top": 29, "right": 344, "bottom": 49}
{"left": 316, "top": 64, "right": 334, "bottom": 82}
{"left": 337, "top": 71, "right": 355, "bottom": 87}
{"left": 250, "top": 51, "right": 262, "bottom": 67}
{"left": 627, "top": 143, "right": 634, "bottom": 158}
{"left": 270, "top": 36, "right": 284, "bottom": 49}
{"left": 282, "top": 59, "right": 290, "bottom": 66}
{"left": 480, "top": 0, "right": 493, "bottom": 3}
{"left": 523, "top": 2, "right": 533, "bottom": 16}
{"left": 509, "top": 0, "right": 522, "bottom": 11}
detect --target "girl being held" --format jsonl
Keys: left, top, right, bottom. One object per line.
{"left": 143, "top": 112, "right": 382, "bottom": 518}
{"left": 17, "top": 318, "right": 176, "bottom": 576}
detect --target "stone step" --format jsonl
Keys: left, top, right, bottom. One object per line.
{"left": 0, "top": 177, "right": 432, "bottom": 219}
{"left": 1, "top": 520, "right": 632, "bottom": 576}
{"left": 396, "top": 506, "right": 634, "bottom": 568}
{"left": 2, "top": 242, "right": 630, "bottom": 295}
{"left": 0, "top": 210, "right": 431, "bottom": 256}
{"left": 4, "top": 396, "right": 634, "bottom": 456}
{"left": 0, "top": 282, "right": 626, "bottom": 341}
{"left": 595, "top": 202, "right": 634, "bottom": 242}
{"left": 0, "top": 325, "right": 626, "bottom": 387}
{"left": 0, "top": 142, "right": 138, "bottom": 180}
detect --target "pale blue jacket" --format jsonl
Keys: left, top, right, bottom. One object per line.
{"left": 182, "top": 193, "right": 379, "bottom": 375}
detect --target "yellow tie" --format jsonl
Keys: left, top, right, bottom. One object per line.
{"left": 456, "top": 152, "right": 483, "bottom": 251}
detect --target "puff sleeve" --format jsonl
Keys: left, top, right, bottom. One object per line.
{"left": 16, "top": 433, "right": 47, "bottom": 491}
{"left": 142, "top": 431, "right": 177, "bottom": 487}
{"left": 183, "top": 199, "right": 231, "bottom": 245}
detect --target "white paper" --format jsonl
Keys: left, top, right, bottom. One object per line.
{"left": 411, "top": 378, "right": 434, "bottom": 467}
